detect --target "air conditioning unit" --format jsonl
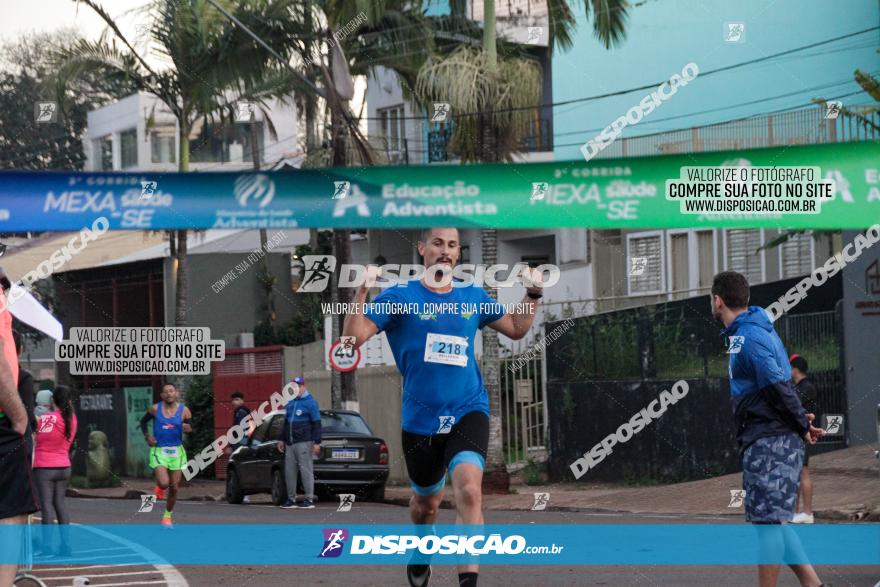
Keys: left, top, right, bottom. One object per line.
{"left": 237, "top": 332, "right": 254, "bottom": 348}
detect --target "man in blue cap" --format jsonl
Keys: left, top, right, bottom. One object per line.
{"left": 276, "top": 376, "right": 322, "bottom": 509}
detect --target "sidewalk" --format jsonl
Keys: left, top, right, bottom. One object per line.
{"left": 71, "top": 446, "right": 880, "bottom": 520}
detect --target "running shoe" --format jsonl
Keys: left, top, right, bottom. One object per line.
{"left": 280, "top": 499, "right": 297, "bottom": 509}
{"left": 161, "top": 515, "right": 174, "bottom": 529}
{"left": 407, "top": 564, "right": 431, "bottom": 587}
{"left": 791, "top": 512, "right": 814, "bottom": 524}
{"left": 297, "top": 499, "right": 315, "bottom": 509}
{"left": 154, "top": 485, "right": 165, "bottom": 500}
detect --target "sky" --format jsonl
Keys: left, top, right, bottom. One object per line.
{"left": 0, "top": 0, "right": 149, "bottom": 44}
{"left": 0, "top": 0, "right": 368, "bottom": 127}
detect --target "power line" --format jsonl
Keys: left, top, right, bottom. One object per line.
{"left": 356, "top": 25, "right": 879, "bottom": 121}
{"left": 551, "top": 90, "right": 872, "bottom": 149}
{"left": 552, "top": 73, "right": 879, "bottom": 138}
{"left": 4, "top": 27, "right": 876, "bottom": 167}
{"left": 3, "top": 82, "right": 874, "bottom": 169}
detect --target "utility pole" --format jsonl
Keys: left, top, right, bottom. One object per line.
{"left": 480, "top": 0, "right": 510, "bottom": 494}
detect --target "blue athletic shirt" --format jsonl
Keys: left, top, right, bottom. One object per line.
{"left": 153, "top": 402, "right": 184, "bottom": 447}
{"left": 365, "top": 279, "right": 506, "bottom": 436}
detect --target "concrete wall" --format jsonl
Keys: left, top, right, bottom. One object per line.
{"left": 283, "top": 340, "right": 325, "bottom": 383}
{"left": 303, "top": 366, "right": 406, "bottom": 484}
{"left": 167, "top": 252, "right": 294, "bottom": 345}
{"left": 280, "top": 340, "right": 409, "bottom": 483}
{"left": 841, "top": 229, "right": 880, "bottom": 446}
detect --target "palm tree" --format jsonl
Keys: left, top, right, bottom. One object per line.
{"left": 53, "top": 0, "right": 303, "bottom": 330}
{"left": 269, "top": 0, "right": 433, "bottom": 408}
{"left": 415, "top": 0, "right": 635, "bottom": 492}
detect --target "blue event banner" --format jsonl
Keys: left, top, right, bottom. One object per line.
{"left": 0, "top": 142, "right": 878, "bottom": 230}
{"left": 1, "top": 524, "right": 877, "bottom": 565}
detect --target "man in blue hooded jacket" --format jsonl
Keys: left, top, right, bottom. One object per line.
{"left": 276, "top": 376, "right": 321, "bottom": 509}
{"left": 711, "top": 271, "right": 828, "bottom": 587}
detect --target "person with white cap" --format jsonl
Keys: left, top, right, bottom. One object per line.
{"left": 34, "top": 389, "right": 53, "bottom": 421}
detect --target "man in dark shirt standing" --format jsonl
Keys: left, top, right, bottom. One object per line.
{"left": 790, "top": 355, "right": 819, "bottom": 525}
{"left": 229, "top": 391, "right": 252, "bottom": 450}
{"left": 229, "top": 391, "right": 253, "bottom": 503}
{"left": 12, "top": 330, "right": 36, "bottom": 434}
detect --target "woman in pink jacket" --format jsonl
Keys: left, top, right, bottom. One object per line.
{"left": 33, "top": 386, "right": 77, "bottom": 555}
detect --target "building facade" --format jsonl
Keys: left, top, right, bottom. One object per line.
{"left": 83, "top": 92, "right": 300, "bottom": 172}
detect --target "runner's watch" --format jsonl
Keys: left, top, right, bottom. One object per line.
{"left": 527, "top": 292, "right": 543, "bottom": 299}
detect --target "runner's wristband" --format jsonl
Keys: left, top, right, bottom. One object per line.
{"left": 526, "top": 292, "right": 543, "bottom": 299}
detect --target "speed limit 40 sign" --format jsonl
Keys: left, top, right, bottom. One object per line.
{"left": 329, "top": 336, "right": 360, "bottom": 372}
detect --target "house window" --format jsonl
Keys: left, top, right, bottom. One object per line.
{"left": 668, "top": 233, "right": 689, "bottom": 293}
{"left": 189, "top": 120, "right": 263, "bottom": 164}
{"left": 95, "top": 136, "right": 113, "bottom": 170}
{"left": 150, "top": 126, "right": 176, "bottom": 164}
{"left": 725, "top": 229, "right": 763, "bottom": 283}
{"left": 120, "top": 128, "right": 138, "bottom": 169}
{"left": 521, "top": 255, "right": 550, "bottom": 267}
{"left": 627, "top": 232, "right": 663, "bottom": 294}
{"left": 780, "top": 232, "right": 814, "bottom": 278}
{"left": 378, "top": 105, "right": 405, "bottom": 154}
{"left": 695, "top": 230, "right": 715, "bottom": 289}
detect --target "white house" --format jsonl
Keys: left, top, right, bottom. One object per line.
{"left": 83, "top": 92, "right": 301, "bottom": 172}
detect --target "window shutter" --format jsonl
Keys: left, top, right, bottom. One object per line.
{"left": 726, "top": 229, "right": 762, "bottom": 283}
{"left": 781, "top": 233, "right": 813, "bottom": 278}
{"left": 629, "top": 235, "right": 662, "bottom": 293}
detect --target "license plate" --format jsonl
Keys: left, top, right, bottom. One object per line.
{"left": 331, "top": 449, "right": 359, "bottom": 460}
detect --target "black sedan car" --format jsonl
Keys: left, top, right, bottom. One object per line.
{"left": 225, "top": 409, "right": 389, "bottom": 505}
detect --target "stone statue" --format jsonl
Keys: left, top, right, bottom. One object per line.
{"left": 86, "top": 430, "right": 112, "bottom": 487}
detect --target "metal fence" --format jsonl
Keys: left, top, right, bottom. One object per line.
{"left": 774, "top": 307, "right": 846, "bottom": 447}
{"left": 546, "top": 298, "right": 847, "bottom": 454}
{"left": 591, "top": 105, "right": 879, "bottom": 160}
{"left": 500, "top": 351, "right": 546, "bottom": 466}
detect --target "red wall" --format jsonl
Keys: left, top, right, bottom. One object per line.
{"left": 212, "top": 346, "right": 285, "bottom": 479}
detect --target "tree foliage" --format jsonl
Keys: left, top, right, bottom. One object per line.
{"left": 0, "top": 29, "right": 137, "bottom": 170}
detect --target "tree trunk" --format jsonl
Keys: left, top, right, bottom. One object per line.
{"left": 332, "top": 228, "right": 356, "bottom": 411}
{"left": 174, "top": 229, "right": 188, "bottom": 327}
{"left": 251, "top": 110, "right": 273, "bottom": 324}
{"left": 175, "top": 121, "right": 190, "bottom": 328}
{"left": 479, "top": 0, "right": 510, "bottom": 494}
{"left": 480, "top": 228, "right": 509, "bottom": 494}
{"left": 328, "top": 46, "right": 357, "bottom": 411}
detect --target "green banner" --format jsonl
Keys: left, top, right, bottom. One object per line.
{"left": 2, "top": 142, "right": 877, "bottom": 230}
{"left": 124, "top": 387, "right": 153, "bottom": 478}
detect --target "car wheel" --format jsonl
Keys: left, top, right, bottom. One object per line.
{"left": 226, "top": 468, "right": 244, "bottom": 504}
{"left": 366, "top": 484, "right": 385, "bottom": 502}
{"left": 271, "top": 469, "right": 287, "bottom": 506}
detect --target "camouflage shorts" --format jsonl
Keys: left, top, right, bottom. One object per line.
{"left": 742, "top": 433, "right": 804, "bottom": 523}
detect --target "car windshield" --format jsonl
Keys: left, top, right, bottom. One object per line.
{"left": 321, "top": 412, "right": 371, "bottom": 435}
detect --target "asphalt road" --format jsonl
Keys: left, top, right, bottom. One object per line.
{"left": 29, "top": 498, "right": 880, "bottom": 587}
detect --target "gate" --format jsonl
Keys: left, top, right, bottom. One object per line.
{"left": 774, "top": 305, "right": 847, "bottom": 448}
{"left": 500, "top": 349, "right": 546, "bottom": 466}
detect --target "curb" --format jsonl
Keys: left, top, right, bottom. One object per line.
{"left": 67, "top": 488, "right": 221, "bottom": 502}
{"left": 66, "top": 488, "right": 879, "bottom": 521}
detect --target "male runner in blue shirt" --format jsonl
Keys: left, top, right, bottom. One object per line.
{"left": 343, "top": 227, "right": 543, "bottom": 587}
{"left": 140, "top": 383, "right": 192, "bottom": 528}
